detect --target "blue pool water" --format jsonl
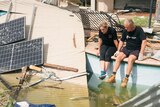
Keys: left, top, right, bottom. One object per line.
{"left": 0, "top": 10, "right": 7, "bottom": 16}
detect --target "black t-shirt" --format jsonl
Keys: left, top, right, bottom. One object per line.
{"left": 99, "top": 27, "right": 118, "bottom": 47}
{"left": 121, "top": 26, "right": 146, "bottom": 50}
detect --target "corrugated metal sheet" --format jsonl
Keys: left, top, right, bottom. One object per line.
{"left": 118, "top": 82, "right": 160, "bottom": 107}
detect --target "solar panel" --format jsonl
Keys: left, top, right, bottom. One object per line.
{"left": 0, "top": 38, "right": 43, "bottom": 73}
{"left": 0, "top": 17, "right": 26, "bottom": 46}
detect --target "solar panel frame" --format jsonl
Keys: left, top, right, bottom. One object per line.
{"left": 0, "top": 17, "right": 26, "bottom": 46}
{"left": 0, "top": 38, "right": 44, "bottom": 73}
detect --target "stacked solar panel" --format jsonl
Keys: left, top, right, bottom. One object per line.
{"left": 0, "top": 17, "right": 44, "bottom": 73}
{"left": 0, "top": 17, "right": 26, "bottom": 45}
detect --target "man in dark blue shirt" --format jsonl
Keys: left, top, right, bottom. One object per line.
{"left": 97, "top": 21, "right": 118, "bottom": 80}
{"left": 107, "top": 18, "right": 147, "bottom": 87}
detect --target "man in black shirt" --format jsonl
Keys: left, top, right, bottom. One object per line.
{"left": 107, "top": 18, "right": 147, "bottom": 87}
{"left": 97, "top": 21, "right": 118, "bottom": 80}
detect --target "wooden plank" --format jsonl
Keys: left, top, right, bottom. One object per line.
{"left": 29, "top": 65, "right": 42, "bottom": 72}
{"left": 43, "top": 63, "right": 78, "bottom": 72}
{"left": 146, "top": 42, "right": 152, "bottom": 47}
{"left": 87, "top": 32, "right": 98, "bottom": 42}
{"left": 147, "top": 38, "right": 160, "bottom": 43}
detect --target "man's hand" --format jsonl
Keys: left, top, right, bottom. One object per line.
{"left": 114, "top": 51, "right": 119, "bottom": 57}
{"left": 138, "top": 53, "right": 144, "bottom": 61}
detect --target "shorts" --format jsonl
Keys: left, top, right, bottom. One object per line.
{"left": 100, "top": 45, "right": 117, "bottom": 62}
{"left": 121, "top": 47, "right": 140, "bottom": 58}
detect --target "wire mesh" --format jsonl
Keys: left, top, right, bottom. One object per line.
{"left": 73, "top": 9, "right": 124, "bottom": 32}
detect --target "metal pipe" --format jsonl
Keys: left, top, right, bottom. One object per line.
{"left": 5, "top": 2, "right": 12, "bottom": 22}
{"left": 28, "top": 6, "right": 37, "bottom": 40}
{"left": 23, "top": 74, "right": 53, "bottom": 88}
{"left": 148, "top": 0, "right": 154, "bottom": 28}
{"left": 85, "top": 0, "right": 87, "bottom": 7}
{"left": 23, "top": 72, "right": 89, "bottom": 88}
{"left": 91, "top": 0, "right": 96, "bottom": 11}
{"left": 55, "top": 72, "right": 89, "bottom": 81}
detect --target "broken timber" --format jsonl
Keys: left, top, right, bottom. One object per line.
{"left": 0, "top": 75, "right": 12, "bottom": 90}
{"left": 13, "top": 66, "right": 28, "bottom": 99}
{"left": 43, "top": 63, "right": 78, "bottom": 72}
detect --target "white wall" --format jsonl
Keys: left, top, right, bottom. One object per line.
{"left": 97, "top": 0, "right": 114, "bottom": 12}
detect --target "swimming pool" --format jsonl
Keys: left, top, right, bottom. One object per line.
{"left": 86, "top": 53, "right": 160, "bottom": 107}
{"left": 0, "top": 10, "right": 7, "bottom": 16}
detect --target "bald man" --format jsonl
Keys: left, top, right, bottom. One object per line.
{"left": 106, "top": 18, "right": 147, "bottom": 88}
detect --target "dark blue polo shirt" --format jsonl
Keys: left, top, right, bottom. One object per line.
{"left": 99, "top": 27, "right": 118, "bottom": 47}
{"left": 121, "top": 26, "right": 146, "bottom": 50}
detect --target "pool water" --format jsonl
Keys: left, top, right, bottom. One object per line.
{"left": 89, "top": 81, "right": 149, "bottom": 107}
{"left": 0, "top": 72, "right": 149, "bottom": 107}
{"left": 0, "top": 72, "right": 90, "bottom": 107}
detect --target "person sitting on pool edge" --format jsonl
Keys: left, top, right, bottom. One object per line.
{"left": 97, "top": 21, "right": 119, "bottom": 80}
{"left": 106, "top": 18, "right": 147, "bottom": 88}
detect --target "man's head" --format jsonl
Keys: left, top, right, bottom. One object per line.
{"left": 99, "top": 21, "right": 108, "bottom": 34}
{"left": 124, "top": 18, "right": 135, "bottom": 32}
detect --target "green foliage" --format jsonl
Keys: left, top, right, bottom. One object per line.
{"left": 5, "top": 97, "right": 14, "bottom": 107}
{"left": 0, "top": 88, "right": 14, "bottom": 107}
{"left": 120, "top": 16, "right": 154, "bottom": 27}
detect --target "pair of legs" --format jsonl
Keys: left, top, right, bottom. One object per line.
{"left": 107, "top": 47, "right": 139, "bottom": 87}
{"left": 100, "top": 61, "right": 110, "bottom": 73}
{"left": 99, "top": 45, "right": 117, "bottom": 79}
{"left": 113, "top": 53, "right": 137, "bottom": 76}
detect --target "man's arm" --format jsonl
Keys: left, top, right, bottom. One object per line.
{"left": 117, "top": 41, "right": 124, "bottom": 51}
{"left": 140, "top": 39, "right": 147, "bottom": 55}
{"left": 97, "top": 38, "right": 102, "bottom": 55}
{"left": 114, "top": 40, "right": 124, "bottom": 57}
{"left": 114, "top": 40, "right": 119, "bottom": 49}
{"left": 138, "top": 39, "right": 147, "bottom": 60}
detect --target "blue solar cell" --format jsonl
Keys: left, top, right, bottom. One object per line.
{"left": 0, "top": 38, "right": 43, "bottom": 73}
{"left": 0, "top": 17, "right": 26, "bottom": 45}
